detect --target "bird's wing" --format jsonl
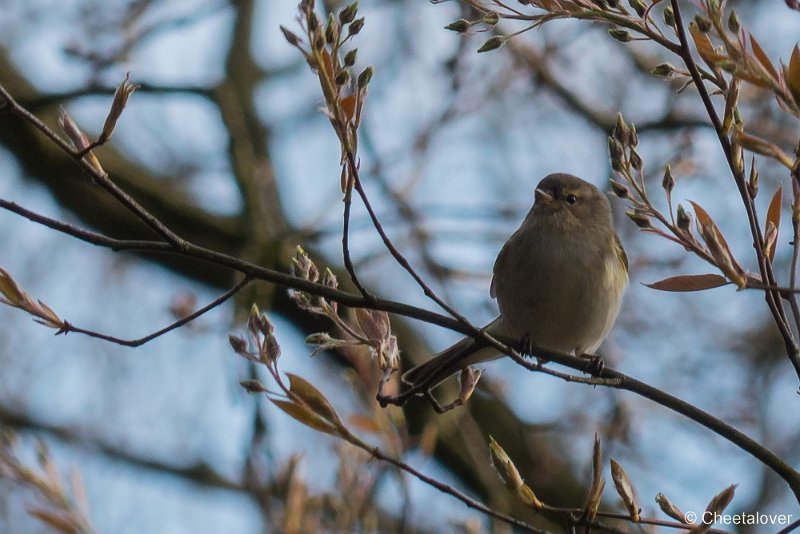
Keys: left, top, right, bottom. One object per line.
{"left": 490, "top": 228, "right": 519, "bottom": 299}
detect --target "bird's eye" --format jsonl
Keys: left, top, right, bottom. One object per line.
{"left": 566, "top": 194, "right": 578, "bottom": 204}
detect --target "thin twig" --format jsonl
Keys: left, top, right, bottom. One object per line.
{"left": 342, "top": 184, "right": 373, "bottom": 299}
{"left": 59, "top": 276, "right": 252, "bottom": 347}
{"left": 0, "top": 199, "right": 173, "bottom": 252}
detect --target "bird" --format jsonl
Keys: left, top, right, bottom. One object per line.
{"left": 401, "top": 173, "right": 628, "bottom": 393}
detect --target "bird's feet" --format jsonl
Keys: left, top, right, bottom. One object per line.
{"left": 579, "top": 353, "right": 605, "bottom": 376}
{"left": 516, "top": 333, "right": 551, "bottom": 365}
{"left": 516, "top": 333, "right": 534, "bottom": 357}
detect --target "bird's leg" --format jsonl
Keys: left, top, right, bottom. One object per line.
{"left": 516, "top": 333, "right": 552, "bottom": 365}
{"left": 578, "top": 352, "right": 605, "bottom": 376}
{"left": 516, "top": 333, "right": 535, "bottom": 357}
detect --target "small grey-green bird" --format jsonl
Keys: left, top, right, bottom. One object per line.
{"left": 402, "top": 173, "right": 628, "bottom": 391}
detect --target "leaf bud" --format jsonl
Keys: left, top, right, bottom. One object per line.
{"left": 626, "top": 209, "right": 652, "bottom": 229}
{"left": 727, "top": 10, "right": 740, "bottom": 33}
{"left": 306, "top": 10, "right": 319, "bottom": 32}
{"left": 663, "top": 6, "right": 675, "bottom": 27}
{"left": 357, "top": 66, "right": 373, "bottom": 88}
{"left": 445, "top": 19, "right": 470, "bottom": 33}
{"left": 477, "top": 36, "right": 505, "bottom": 53}
{"left": 343, "top": 49, "right": 357, "bottom": 67}
{"left": 339, "top": 2, "right": 359, "bottom": 24}
{"left": 662, "top": 164, "right": 675, "bottom": 194}
{"left": 629, "top": 149, "right": 643, "bottom": 171}
{"left": 325, "top": 13, "right": 339, "bottom": 44}
{"left": 628, "top": 0, "right": 646, "bottom": 17}
{"left": 676, "top": 204, "right": 692, "bottom": 232}
{"left": 335, "top": 69, "right": 350, "bottom": 85}
{"left": 609, "top": 28, "right": 631, "bottom": 42}
{"left": 348, "top": 17, "right": 365, "bottom": 37}
{"left": 610, "top": 179, "right": 629, "bottom": 199}
{"left": 483, "top": 11, "right": 499, "bottom": 25}
{"left": 651, "top": 63, "right": 676, "bottom": 77}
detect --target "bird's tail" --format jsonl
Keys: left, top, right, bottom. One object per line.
{"left": 401, "top": 335, "right": 501, "bottom": 392}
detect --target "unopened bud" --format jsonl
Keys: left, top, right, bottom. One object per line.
{"left": 483, "top": 12, "right": 499, "bottom": 25}
{"left": 651, "top": 63, "right": 676, "bottom": 77}
{"left": 99, "top": 72, "right": 139, "bottom": 144}
{"left": 339, "top": 2, "right": 359, "bottom": 24}
{"left": 445, "top": 19, "right": 470, "bottom": 33}
{"left": 489, "top": 436, "right": 524, "bottom": 491}
{"left": 663, "top": 6, "right": 675, "bottom": 27}
{"left": 343, "top": 48, "right": 357, "bottom": 67}
{"left": 662, "top": 164, "right": 675, "bottom": 194}
{"left": 613, "top": 113, "right": 629, "bottom": 145}
{"left": 280, "top": 25, "right": 302, "bottom": 47}
{"left": 677, "top": 204, "right": 692, "bottom": 232}
{"left": 477, "top": 36, "right": 505, "bottom": 53}
{"left": 357, "top": 66, "right": 373, "bottom": 88}
{"left": 335, "top": 69, "right": 350, "bottom": 85}
{"left": 629, "top": 148, "right": 643, "bottom": 171}
{"left": 727, "top": 10, "right": 740, "bottom": 33}
{"left": 627, "top": 210, "right": 652, "bottom": 229}
{"left": 348, "top": 17, "right": 365, "bottom": 36}
{"left": 306, "top": 11, "right": 319, "bottom": 32}
{"left": 58, "top": 108, "right": 90, "bottom": 151}
{"left": 748, "top": 160, "right": 759, "bottom": 198}
{"left": 609, "top": 28, "right": 631, "bottom": 42}
{"left": 299, "top": 0, "right": 315, "bottom": 13}
{"left": 325, "top": 14, "right": 339, "bottom": 44}
{"left": 229, "top": 334, "right": 249, "bottom": 355}
{"left": 628, "top": 0, "right": 646, "bottom": 17}
{"left": 609, "top": 138, "right": 625, "bottom": 173}
{"left": 610, "top": 179, "right": 629, "bottom": 199}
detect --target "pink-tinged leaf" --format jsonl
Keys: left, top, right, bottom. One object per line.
{"left": 750, "top": 33, "right": 779, "bottom": 81}
{"left": 689, "top": 23, "right": 727, "bottom": 64}
{"left": 645, "top": 274, "right": 730, "bottom": 292}
{"left": 788, "top": 44, "right": 800, "bottom": 106}
{"left": 689, "top": 201, "right": 713, "bottom": 228}
{"left": 690, "top": 201, "right": 740, "bottom": 269}
{"left": 766, "top": 185, "right": 782, "bottom": 261}
{"left": 321, "top": 49, "right": 334, "bottom": 79}
{"left": 340, "top": 94, "right": 357, "bottom": 122}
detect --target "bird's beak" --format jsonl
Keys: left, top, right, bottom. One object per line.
{"left": 534, "top": 188, "right": 554, "bottom": 204}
